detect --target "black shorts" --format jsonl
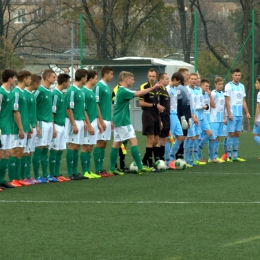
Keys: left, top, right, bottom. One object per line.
{"left": 142, "top": 110, "right": 161, "bottom": 136}
{"left": 159, "top": 116, "right": 170, "bottom": 138}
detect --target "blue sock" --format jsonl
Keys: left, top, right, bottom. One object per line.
{"left": 254, "top": 136, "right": 260, "bottom": 145}
{"left": 200, "top": 135, "right": 210, "bottom": 148}
{"left": 170, "top": 139, "right": 182, "bottom": 161}
{"left": 223, "top": 138, "right": 227, "bottom": 153}
{"left": 188, "top": 139, "right": 194, "bottom": 163}
{"left": 209, "top": 141, "right": 215, "bottom": 160}
{"left": 193, "top": 139, "right": 199, "bottom": 161}
{"left": 184, "top": 139, "right": 189, "bottom": 162}
{"left": 214, "top": 140, "right": 220, "bottom": 159}
{"left": 164, "top": 142, "right": 171, "bottom": 165}
{"left": 227, "top": 136, "right": 233, "bottom": 158}
{"left": 233, "top": 137, "right": 239, "bottom": 158}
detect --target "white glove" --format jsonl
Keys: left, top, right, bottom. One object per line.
{"left": 188, "top": 118, "right": 193, "bottom": 128}
{"left": 180, "top": 116, "right": 189, "bottom": 130}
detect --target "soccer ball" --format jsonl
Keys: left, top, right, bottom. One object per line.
{"left": 130, "top": 162, "right": 138, "bottom": 173}
{"left": 155, "top": 160, "right": 167, "bottom": 172}
{"left": 175, "top": 159, "right": 186, "bottom": 170}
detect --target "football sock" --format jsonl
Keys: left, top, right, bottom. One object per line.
{"left": 188, "top": 139, "right": 194, "bottom": 163}
{"left": 80, "top": 152, "right": 88, "bottom": 173}
{"left": 146, "top": 147, "right": 153, "bottom": 167}
{"left": 26, "top": 156, "right": 32, "bottom": 179}
{"left": 233, "top": 137, "right": 239, "bottom": 158}
{"left": 73, "top": 150, "right": 79, "bottom": 173}
{"left": 15, "top": 158, "right": 21, "bottom": 180}
{"left": 20, "top": 156, "right": 27, "bottom": 180}
{"left": 164, "top": 142, "right": 171, "bottom": 165}
{"left": 8, "top": 156, "right": 16, "bottom": 182}
{"left": 227, "top": 136, "right": 233, "bottom": 158}
{"left": 193, "top": 139, "right": 199, "bottom": 161}
{"left": 93, "top": 147, "right": 101, "bottom": 173}
{"left": 110, "top": 147, "right": 119, "bottom": 171}
{"left": 100, "top": 148, "right": 105, "bottom": 170}
{"left": 159, "top": 146, "right": 165, "bottom": 160}
{"left": 86, "top": 152, "right": 91, "bottom": 173}
{"left": 142, "top": 152, "right": 148, "bottom": 165}
{"left": 119, "top": 147, "right": 126, "bottom": 169}
{"left": 0, "top": 158, "right": 8, "bottom": 183}
{"left": 33, "top": 148, "right": 42, "bottom": 179}
{"left": 214, "top": 140, "right": 220, "bottom": 159}
{"left": 153, "top": 146, "right": 160, "bottom": 162}
{"left": 170, "top": 139, "right": 182, "bottom": 161}
{"left": 254, "top": 136, "right": 260, "bottom": 145}
{"left": 209, "top": 141, "right": 215, "bottom": 160}
{"left": 223, "top": 138, "right": 227, "bottom": 153}
{"left": 183, "top": 139, "right": 189, "bottom": 162}
{"left": 66, "top": 149, "right": 74, "bottom": 176}
{"left": 41, "top": 148, "right": 49, "bottom": 178}
{"left": 55, "top": 151, "right": 63, "bottom": 176}
{"left": 176, "top": 142, "right": 184, "bottom": 159}
{"left": 131, "top": 145, "right": 142, "bottom": 170}
{"left": 49, "top": 150, "right": 58, "bottom": 176}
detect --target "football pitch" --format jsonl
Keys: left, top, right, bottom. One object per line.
{"left": 1, "top": 132, "right": 260, "bottom": 260}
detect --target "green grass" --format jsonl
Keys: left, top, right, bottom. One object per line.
{"left": 1, "top": 132, "right": 260, "bottom": 260}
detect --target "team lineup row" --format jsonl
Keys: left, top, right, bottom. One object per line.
{"left": 0, "top": 66, "right": 259, "bottom": 192}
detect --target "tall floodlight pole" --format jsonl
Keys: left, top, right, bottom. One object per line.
{"left": 80, "top": 14, "right": 83, "bottom": 68}
{"left": 251, "top": 9, "right": 255, "bottom": 126}
{"left": 70, "top": 23, "right": 74, "bottom": 84}
{"left": 194, "top": 10, "right": 198, "bottom": 72}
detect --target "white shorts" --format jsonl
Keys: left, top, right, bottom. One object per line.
{"left": 97, "top": 120, "right": 111, "bottom": 141}
{"left": 65, "top": 118, "right": 84, "bottom": 145}
{"left": 24, "top": 127, "right": 37, "bottom": 153}
{"left": 12, "top": 133, "right": 28, "bottom": 148}
{"left": 113, "top": 124, "right": 136, "bottom": 142}
{"left": 36, "top": 121, "right": 53, "bottom": 147}
{"left": 50, "top": 124, "right": 66, "bottom": 150}
{"left": 0, "top": 134, "right": 13, "bottom": 150}
{"left": 83, "top": 119, "right": 98, "bottom": 145}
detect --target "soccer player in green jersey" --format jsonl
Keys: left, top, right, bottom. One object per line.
{"left": 49, "top": 73, "right": 71, "bottom": 182}
{"left": 0, "top": 69, "right": 17, "bottom": 190}
{"left": 33, "top": 69, "right": 56, "bottom": 183}
{"left": 65, "top": 69, "right": 87, "bottom": 180}
{"left": 22, "top": 74, "right": 42, "bottom": 184}
{"left": 109, "top": 71, "right": 160, "bottom": 175}
{"left": 81, "top": 70, "right": 103, "bottom": 179}
{"left": 93, "top": 66, "right": 114, "bottom": 176}
{"left": 8, "top": 70, "right": 33, "bottom": 187}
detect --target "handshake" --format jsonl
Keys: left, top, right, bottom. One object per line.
{"left": 180, "top": 116, "right": 192, "bottom": 130}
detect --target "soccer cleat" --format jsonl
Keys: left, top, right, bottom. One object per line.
{"left": 208, "top": 158, "right": 222, "bottom": 163}
{"left": 186, "top": 163, "right": 193, "bottom": 168}
{"left": 168, "top": 160, "right": 176, "bottom": 170}
{"left": 0, "top": 188, "right": 2, "bottom": 192}
{"left": 9, "top": 180, "right": 22, "bottom": 187}
{"left": 29, "top": 177, "right": 41, "bottom": 184}
{"left": 199, "top": 158, "right": 206, "bottom": 163}
{"left": 17, "top": 180, "right": 31, "bottom": 186}
{"left": 46, "top": 175, "right": 59, "bottom": 182}
{"left": 109, "top": 169, "right": 124, "bottom": 176}
{"left": 116, "top": 168, "right": 125, "bottom": 174}
{"left": 36, "top": 176, "right": 49, "bottom": 183}
{"left": 83, "top": 172, "right": 95, "bottom": 179}
{"left": 123, "top": 167, "right": 131, "bottom": 173}
{"left": 57, "top": 176, "right": 70, "bottom": 182}
{"left": 88, "top": 172, "right": 101, "bottom": 178}
{"left": 233, "top": 157, "right": 246, "bottom": 162}
{"left": 221, "top": 152, "right": 228, "bottom": 160}
{"left": 0, "top": 185, "right": 5, "bottom": 189}
{"left": 69, "top": 174, "right": 82, "bottom": 180}
{"left": 0, "top": 181, "right": 15, "bottom": 188}
{"left": 101, "top": 170, "right": 114, "bottom": 177}
{"left": 217, "top": 158, "right": 225, "bottom": 163}
{"left": 226, "top": 157, "right": 233, "bottom": 162}
{"left": 194, "top": 160, "right": 206, "bottom": 165}
{"left": 97, "top": 171, "right": 110, "bottom": 177}
{"left": 23, "top": 178, "right": 34, "bottom": 185}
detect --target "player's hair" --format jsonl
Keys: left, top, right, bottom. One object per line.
{"left": 118, "top": 71, "right": 134, "bottom": 82}
{"left": 1, "top": 69, "right": 17, "bottom": 83}
{"left": 75, "top": 69, "right": 88, "bottom": 81}
{"left": 101, "top": 66, "right": 113, "bottom": 78}
{"left": 214, "top": 77, "right": 223, "bottom": 84}
{"left": 42, "top": 69, "right": 54, "bottom": 80}
{"left": 148, "top": 68, "right": 157, "bottom": 74}
{"left": 232, "top": 68, "right": 241, "bottom": 74}
{"left": 158, "top": 73, "right": 166, "bottom": 81}
{"left": 171, "top": 72, "right": 184, "bottom": 84}
{"left": 30, "top": 74, "right": 42, "bottom": 85}
{"left": 201, "top": 79, "right": 210, "bottom": 85}
{"left": 17, "top": 70, "right": 32, "bottom": 83}
{"left": 256, "top": 77, "right": 260, "bottom": 83}
{"left": 57, "top": 73, "right": 71, "bottom": 85}
{"left": 87, "top": 70, "right": 98, "bottom": 81}
{"left": 177, "top": 67, "right": 189, "bottom": 74}
{"left": 189, "top": 72, "right": 198, "bottom": 78}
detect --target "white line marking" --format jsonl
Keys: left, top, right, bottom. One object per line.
{"left": 186, "top": 172, "right": 260, "bottom": 175}
{"left": 1, "top": 200, "right": 260, "bottom": 204}
{"left": 223, "top": 235, "right": 260, "bottom": 247}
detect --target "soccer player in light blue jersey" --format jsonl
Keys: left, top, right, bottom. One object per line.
{"left": 224, "top": 68, "right": 250, "bottom": 162}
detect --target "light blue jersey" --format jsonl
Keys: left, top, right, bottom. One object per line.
{"left": 210, "top": 90, "right": 225, "bottom": 122}
{"left": 195, "top": 87, "right": 204, "bottom": 120}
{"left": 166, "top": 85, "right": 177, "bottom": 114}
{"left": 188, "top": 86, "right": 197, "bottom": 115}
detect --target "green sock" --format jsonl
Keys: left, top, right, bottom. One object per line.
{"left": 0, "top": 158, "right": 8, "bottom": 183}
{"left": 100, "top": 148, "right": 105, "bottom": 170}
{"left": 15, "top": 158, "right": 21, "bottom": 180}
{"left": 93, "top": 147, "right": 101, "bottom": 173}
{"left": 55, "top": 150, "right": 63, "bottom": 176}
{"left": 8, "top": 156, "right": 16, "bottom": 182}
{"left": 49, "top": 150, "right": 58, "bottom": 176}
{"left": 80, "top": 152, "right": 88, "bottom": 173}
{"left": 73, "top": 150, "right": 79, "bottom": 173}
{"left": 20, "top": 156, "right": 27, "bottom": 180}
{"left": 26, "top": 156, "right": 32, "bottom": 179}
{"left": 66, "top": 149, "right": 74, "bottom": 176}
{"left": 86, "top": 152, "right": 91, "bottom": 173}
{"left": 110, "top": 147, "right": 119, "bottom": 171}
{"left": 131, "top": 146, "right": 142, "bottom": 170}
{"left": 41, "top": 148, "right": 49, "bottom": 178}
{"left": 33, "top": 148, "right": 42, "bottom": 179}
